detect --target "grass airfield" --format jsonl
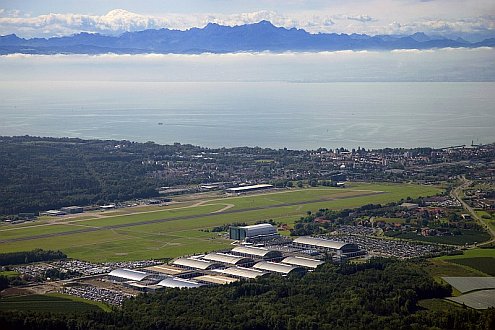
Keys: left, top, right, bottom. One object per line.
{"left": 0, "top": 183, "right": 442, "bottom": 262}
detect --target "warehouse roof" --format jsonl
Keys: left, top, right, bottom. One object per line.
{"left": 108, "top": 268, "right": 151, "bottom": 281}
{"left": 292, "top": 236, "right": 354, "bottom": 250}
{"left": 202, "top": 252, "right": 254, "bottom": 265}
{"left": 194, "top": 274, "right": 239, "bottom": 285}
{"left": 213, "top": 267, "right": 269, "bottom": 279}
{"left": 157, "top": 277, "right": 203, "bottom": 289}
{"left": 144, "top": 264, "right": 187, "bottom": 275}
{"left": 172, "top": 258, "right": 222, "bottom": 270}
{"left": 231, "top": 246, "right": 283, "bottom": 258}
{"left": 253, "top": 261, "right": 306, "bottom": 275}
{"left": 282, "top": 256, "right": 324, "bottom": 269}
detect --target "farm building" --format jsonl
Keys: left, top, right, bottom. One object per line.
{"left": 292, "top": 236, "right": 363, "bottom": 257}
{"left": 202, "top": 252, "right": 254, "bottom": 266}
{"left": 281, "top": 256, "right": 325, "bottom": 269}
{"left": 226, "top": 184, "right": 273, "bottom": 194}
{"left": 213, "top": 267, "right": 269, "bottom": 280}
{"left": 229, "top": 223, "right": 277, "bottom": 241}
{"left": 252, "top": 261, "right": 307, "bottom": 276}
{"left": 231, "top": 245, "right": 283, "bottom": 261}
{"left": 108, "top": 268, "right": 152, "bottom": 282}
{"left": 172, "top": 258, "right": 222, "bottom": 270}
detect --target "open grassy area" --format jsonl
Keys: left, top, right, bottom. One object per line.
{"left": 417, "top": 298, "right": 464, "bottom": 312}
{"left": 428, "top": 248, "right": 495, "bottom": 278}
{"left": 0, "top": 183, "right": 442, "bottom": 262}
{"left": 385, "top": 230, "right": 491, "bottom": 246}
{"left": 0, "top": 294, "right": 106, "bottom": 313}
{"left": 448, "top": 257, "right": 495, "bottom": 276}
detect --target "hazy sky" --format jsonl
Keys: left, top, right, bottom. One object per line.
{"left": 0, "top": 1, "right": 494, "bottom": 41}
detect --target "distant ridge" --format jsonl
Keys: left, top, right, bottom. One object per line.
{"left": 1, "top": 20, "right": 494, "bottom": 55}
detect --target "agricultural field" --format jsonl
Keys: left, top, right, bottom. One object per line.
{"left": 0, "top": 294, "right": 106, "bottom": 313}
{"left": 0, "top": 183, "right": 442, "bottom": 262}
{"left": 436, "top": 248, "right": 495, "bottom": 276}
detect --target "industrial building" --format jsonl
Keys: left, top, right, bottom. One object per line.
{"left": 229, "top": 223, "right": 277, "bottom": 241}
{"left": 60, "top": 206, "right": 84, "bottom": 214}
{"left": 202, "top": 252, "right": 254, "bottom": 267}
{"left": 292, "top": 236, "right": 365, "bottom": 258}
{"left": 172, "top": 258, "right": 222, "bottom": 270}
{"left": 157, "top": 277, "right": 204, "bottom": 289}
{"left": 231, "top": 245, "right": 283, "bottom": 261}
{"left": 252, "top": 261, "right": 306, "bottom": 276}
{"left": 213, "top": 267, "right": 269, "bottom": 280}
{"left": 281, "top": 256, "right": 324, "bottom": 269}
{"left": 226, "top": 184, "right": 273, "bottom": 194}
{"left": 108, "top": 268, "right": 153, "bottom": 282}
{"left": 194, "top": 274, "right": 239, "bottom": 285}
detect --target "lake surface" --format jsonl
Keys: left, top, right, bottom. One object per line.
{"left": 0, "top": 50, "right": 494, "bottom": 149}
{"left": 1, "top": 81, "right": 493, "bottom": 149}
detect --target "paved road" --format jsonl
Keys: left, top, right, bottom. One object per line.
{"left": 0, "top": 191, "right": 384, "bottom": 244}
{"left": 450, "top": 176, "right": 495, "bottom": 246}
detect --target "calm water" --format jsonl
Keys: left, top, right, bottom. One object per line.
{"left": 0, "top": 81, "right": 493, "bottom": 149}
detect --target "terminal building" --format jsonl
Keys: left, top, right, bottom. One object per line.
{"left": 229, "top": 223, "right": 277, "bottom": 241}
{"left": 292, "top": 236, "right": 365, "bottom": 258}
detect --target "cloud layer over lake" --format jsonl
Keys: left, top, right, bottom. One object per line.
{"left": 1, "top": 48, "right": 494, "bottom": 82}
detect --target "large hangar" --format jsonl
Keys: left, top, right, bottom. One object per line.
{"left": 253, "top": 261, "right": 307, "bottom": 276}
{"left": 281, "top": 256, "right": 324, "bottom": 269}
{"left": 213, "top": 267, "right": 269, "bottom": 280}
{"left": 231, "top": 245, "right": 283, "bottom": 261}
{"left": 202, "top": 252, "right": 254, "bottom": 266}
{"left": 172, "top": 258, "right": 222, "bottom": 270}
{"left": 108, "top": 268, "right": 152, "bottom": 282}
{"left": 229, "top": 223, "right": 277, "bottom": 241}
{"left": 292, "top": 236, "right": 363, "bottom": 257}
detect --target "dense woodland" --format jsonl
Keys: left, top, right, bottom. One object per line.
{"left": 0, "top": 259, "right": 494, "bottom": 329}
{"left": 0, "top": 249, "right": 67, "bottom": 266}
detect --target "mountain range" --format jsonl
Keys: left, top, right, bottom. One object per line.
{"left": 1, "top": 20, "right": 494, "bottom": 55}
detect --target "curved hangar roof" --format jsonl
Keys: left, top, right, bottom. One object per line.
{"left": 282, "top": 256, "right": 324, "bottom": 269}
{"left": 231, "top": 246, "right": 283, "bottom": 259}
{"left": 253, "top": 261, "right": 306, "bottom": 276}
{"left": 108, "top": 268, "right": 151, "bottom": 281}
{"left": 172, "top": 258, "right": 222, "bottom": 270}
{"left": 157, "top": 277, "right": 203, "bottom": 289}
{"left": 293, "top": 236, "right": 358, "bottom": 251}
{"left": 202, "top": 252, "right": 254, "bottom": 265}
{"left": 213, "top": 267, "right": 269, "bottom": 279}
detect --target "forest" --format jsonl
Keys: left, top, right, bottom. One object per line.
{"left": 0, "top": 259, "right": 493, "bottom": 329}
{"left": 0, "top": 249, "right": 67, "bottom": 266}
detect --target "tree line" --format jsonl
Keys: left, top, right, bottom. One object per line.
{"left": 0, "top": 258, "right": 494, "bottom": 329}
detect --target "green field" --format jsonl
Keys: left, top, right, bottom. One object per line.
{"left": 435, "top": 248, "right": 495, "bottom": 276}
{"left": 0, "top": 294, "right": 106, "bottom": 313}
{"left": 385, "top": 230, "right": 491, "bottom": 246}
{"left": 448, "top": 257, "right": 495, "bottom": 276}
{"left": 0, "top": 183, "right": 442, "bottom": 262}
{"left": 417, "top": 298, "right": 464, "bottom": 312}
